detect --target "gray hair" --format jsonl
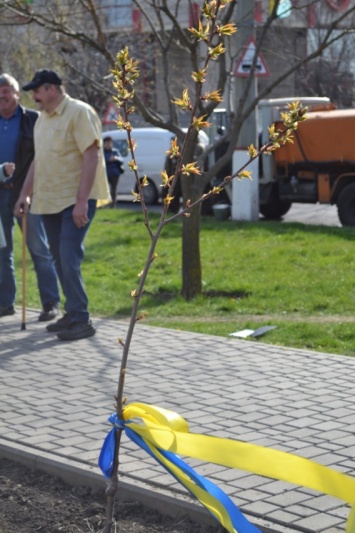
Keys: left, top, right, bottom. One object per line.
{"left": 0, "top": 74, "right": 20, "bottom": 92}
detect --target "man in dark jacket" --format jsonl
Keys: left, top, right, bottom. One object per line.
{"left": 103, "top": 136, "right": 123, "bottom": 207}
{"left": 0, "top": 73, "right": 60, "bottom": 320}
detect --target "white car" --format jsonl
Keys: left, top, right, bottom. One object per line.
{"left": 102, "top": 127, "right": 209, "bottom": 205}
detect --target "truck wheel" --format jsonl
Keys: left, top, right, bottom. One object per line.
{"left": 337, "top": 184, "right": 355, "bottom": 226}
{"left": 260, "top": 199, "right": 292, "bottom": 219}
{"left": 136, "top": 178, "right": 159, "bottom": 205}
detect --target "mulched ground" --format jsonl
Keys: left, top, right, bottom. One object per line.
{"left": 0, "top": 458, "right": 223, "bottom": 532}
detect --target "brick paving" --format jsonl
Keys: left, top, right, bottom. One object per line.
{"left": 1, "top": 309, "right": 354, "bottom": 532}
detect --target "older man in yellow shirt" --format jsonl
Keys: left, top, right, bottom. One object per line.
{"left": 16, "top": 70, "right": 110, "bottom": 341}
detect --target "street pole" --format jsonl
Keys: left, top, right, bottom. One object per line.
{"left": 231, "top": 0, "right": 259, "bottom": 222}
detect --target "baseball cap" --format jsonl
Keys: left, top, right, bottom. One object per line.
{"left": 22, "top": 69, "right": 62, "bottom": 91}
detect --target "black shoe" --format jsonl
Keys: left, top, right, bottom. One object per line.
{"left": 46, "top": 313, "right": 71, "bottom": 332}
{"left": 38, "top": 303, "right": 59, "bottom": 322}
{"left": 0, "top": 305, "right": 15, "bottom": 317}
{"left": 57, "top": 321, "right": 96, "bottom": 341}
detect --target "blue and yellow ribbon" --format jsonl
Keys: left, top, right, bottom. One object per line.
{"left": 99, "top": 403, "right": 355, "bottom": 532}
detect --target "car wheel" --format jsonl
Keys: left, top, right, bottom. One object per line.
{"left": 136, "top": 178, "right": 159, "bottom": 205}
{"left": 260, "top": 198, "right": 292, "bottom": 219}
{"left": 337, "top": 183, "right": 355, "bottom": 226}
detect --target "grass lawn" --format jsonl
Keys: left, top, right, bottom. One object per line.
{"left": 14, "top": 206, "right": 355, "bottom": 356}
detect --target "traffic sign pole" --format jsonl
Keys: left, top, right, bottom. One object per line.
{"left": 231, "top": 0, "right": 259, "bottom": 222}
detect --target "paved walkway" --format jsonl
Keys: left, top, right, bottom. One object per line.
{"left": 1, "top": 309, "right": 354, "bottom": 533}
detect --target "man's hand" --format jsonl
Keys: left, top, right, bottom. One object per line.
{"left": 73, "top": 199, "right": 89, "bottom": 228}
{"left": 14, "top": 196, "right": 31, "bottom": 217}
{"left": 4, "top": 162, "right": 15, "bottom": 177}
{"left": 74, "top": 143, "right": 98, "bottom": 228}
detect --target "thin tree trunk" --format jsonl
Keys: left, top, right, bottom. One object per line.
{"left": 181, "top": 202, "right": 202, "bottom": 300}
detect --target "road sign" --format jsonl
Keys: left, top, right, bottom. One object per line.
{"left": 234, "top": 36, "right": 270, "bottom": 78}
{"left": 103, "top": 102, "right": 120, "bottom": 125}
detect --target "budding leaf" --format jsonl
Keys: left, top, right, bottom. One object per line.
{"left": 192, "top": 68, "right": 207, "bottom": 83}
{"left": 208, "top": 43, "right": 226, "bottom": 60}
{"left": 131, "top": 190, "right": 141, "bottom": 202}
{"left": 128, "top": 160, "right": 137, "bottom": 171}
{"left": 188, "top": 20, "right": 210, "bottom": 41}
{"left": 217, "top": 23, "right": 237, "bottom": 36}
{"left": 247, "top": 144, "right": 257, "bottom": 158}
{"left": 172, "top": 89, "right": 191, "bottom": 110}
{"left": 202, "top": 90, "right": 223, "bottom": 103}
{"left": 164, "top": 195, "right": 175, "bottom": 205}
{"left": 238, "top": 170, "right": 252, "bottom": 180}
{"left": 192, "top": 115, "right": 211, "bottom": 131}
{"left": 182, "top": 162, "right": 201, "bottom": 176}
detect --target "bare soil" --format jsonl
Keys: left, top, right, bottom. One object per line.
{"left": 0, "top": 459, "right": 222, "bottom": 533}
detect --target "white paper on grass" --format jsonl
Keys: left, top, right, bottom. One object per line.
{"left": 229, "top": 326, "right": 277, "bottom": 338}
{"left": 229, "top": 329, "right": 255, "bottom": 338}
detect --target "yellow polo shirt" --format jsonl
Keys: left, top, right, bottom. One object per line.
{"left": 31, "top": 94, "right": 109, "bottom": 214}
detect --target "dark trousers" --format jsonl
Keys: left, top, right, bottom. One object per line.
{"left": 108, "top": 175, "right": 119, "bottom": 205}
{"left": 42, "top": 200, "right": 96, "bottom": 324}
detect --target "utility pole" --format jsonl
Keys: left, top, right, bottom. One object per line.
{"left": 231, "top": 0, "right": 259, "bottom": 222}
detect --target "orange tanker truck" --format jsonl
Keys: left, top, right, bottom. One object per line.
{"left": 259, "top": 97, "right": 355, "bottom": 226}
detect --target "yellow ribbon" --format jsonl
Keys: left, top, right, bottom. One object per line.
{"left": 122, "top": 403, "right": 355, "bottom": 532}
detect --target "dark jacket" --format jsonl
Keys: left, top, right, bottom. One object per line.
{"left": 104, "top": 147, "right": 124, "bottom": 179}
{"left": 3, "top": 105, "right": 38, "bottom": 206}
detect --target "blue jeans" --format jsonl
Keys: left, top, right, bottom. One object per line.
{"left": 41, "top": 201, "right": 96, "bottom": 324}
{"left": 0, "top": 189, "right": 60, "bottom": 309}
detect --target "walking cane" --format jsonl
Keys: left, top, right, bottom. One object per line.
{"left": 20, "top": 204, "right": 27, "bottom": 331}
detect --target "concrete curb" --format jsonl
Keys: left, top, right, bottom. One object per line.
{"left": 0, "top": 439, "right": 299, "bottom": 533}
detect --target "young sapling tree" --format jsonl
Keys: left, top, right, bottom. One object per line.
{"left": 101, "top": 2, "right": 306, "bottom": 531}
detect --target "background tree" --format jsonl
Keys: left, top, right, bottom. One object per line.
{"left": 296, "top": 26, "right": 355, "bottom": 108}
{"left": 0, "top": 0, "right": 354, "bottom": 299}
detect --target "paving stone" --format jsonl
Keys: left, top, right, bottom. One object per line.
{"left": 266, "top": 490, "right": 312, "bottom": 507}
{"left": 292, "top": 513, "right": 343, "bottom": 530}
{"left": 309, "top": 452, "right": 347, "bottom": 466}
{"left": 241, "top": 500, "right": 279, "bottom": 516}
{"left": 328, "top": 506, "right": 352, "bottom": 519}
{"left": 265, "top": 509, "right": 301, "bottom": 524}
{"left": 286, "top": 504, "right": 316, "bottom": 517}
{"left": 234, "top": 475, "right": 276, "bottom": 490}
{"left": 303, "top": 495, "right": 347, "bottom": 512}
{"left": 233, "top": 488, "right": 274, "bottom": 503}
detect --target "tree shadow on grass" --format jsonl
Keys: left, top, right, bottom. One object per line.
{"left": 114, "top": 288, "right": 251, "bottom": 315}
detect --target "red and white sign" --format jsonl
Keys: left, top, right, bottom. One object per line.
{"left": 103, "top": 102, "right": 120, "bottom": 125}
{"left": 234, "top": 36, "right": 270, "bottom": 78}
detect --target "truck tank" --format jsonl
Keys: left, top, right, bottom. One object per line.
{"left": 274, "top": 108, "right": 355, "bottom": 167}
